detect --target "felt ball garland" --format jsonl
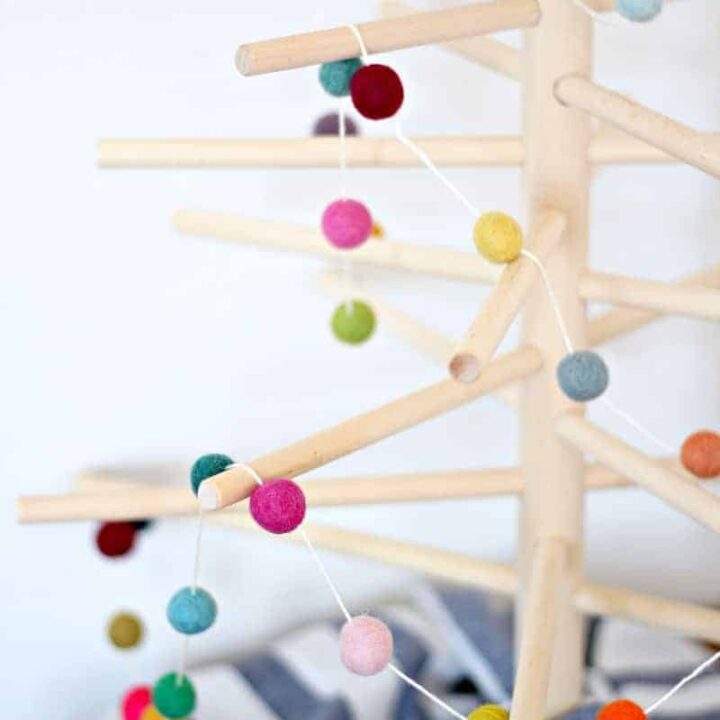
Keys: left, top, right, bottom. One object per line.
{"left": 152, "top": 673, "right": 196, "bottom": 719}
{"left": 350, "top": 64, "right": 404, "bottom": 120}
{"left": 250, "top": 478, "right": 306, "bottom": 534}
{"left": 597, "top": 699, "right": 647, "bottom": 720}
{"left": 167, "top": 586, "right": 218, "bottom": 635}
{"left": 468, "top": 705, "right": 510, "bottom": 720}
{"left": 339, "top": 615, "right": 394, "bottom": 676}
{"left": 190, "top": 452, "right": 234, "bottom": 495}
{"left": 121, "top": 686, "right": 152, "bottom": 720}
{"left": 313, "top": 112, "right": 359, "bottom": 137}
{"left": 680, "top": 430, "right": 720, "bottom": 478}
{"left": 615, "top": 0, "right": 662, "bottom": 22}
{"left": 108, "top": 611, "right": 144, "bottom": 649}
{"left": 556, "top": 350, "right": 609, "bottom": 402}
{"left": 319, "top": 58, "right": 363, "bottom": 97}
{"left": 96, "top": 521, "right": 137, "bottom": 558}
{"left": 473, "top": 212, "right": 523, "bottom": 263}
{"left": 331, "top": 301, "right": 376, "bottom": 345}
{"left": 322, "top": 198, "right": 373, "bottom": 250}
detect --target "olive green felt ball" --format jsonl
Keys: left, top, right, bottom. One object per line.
{"left": 331, "top": 301, "right": 376, "bottom": 345}
{"left": 152, "top": 673, "right": 196, "bottom": 719}
{"left": 319, "top": 58, "right": 362, "bottom": 97}
{"left": 190, "top": 453, "right": 234, "bottom": 495}
{"left": 107, "top": 612, "right": 144, "bottom": 649}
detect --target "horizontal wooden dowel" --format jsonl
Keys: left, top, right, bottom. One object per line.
{"left": 589, "top": 262, "right": 720, "bottom": 346}
{"left": 555, "top": 414, "right": 720, "bottom": 535}
{"left": 555, "top": 75, "right": 720, "bottom": 179}
{"left": 199, "top": 346, "right": 543, "bottom": 510}
{"left": 174, "top": 210, "right": 502, "bottom": 285}
{"left": 580, "top": 270, "right": 720, "bottom": 321}
{"left": 511, "top": 538, "right": 570, "bottom": 720}
{"left": 379, "top": 0, "right": 521, "bottom": 80}
{"left": 449, "top": 209, "right": 566, "bottom": 383}
{"left": 236, "top": 0, "right": 540, "bottom": 76}
{"left": 576, "top": 582, "right": 720, "bottom": 645}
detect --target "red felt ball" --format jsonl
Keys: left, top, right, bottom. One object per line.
{"left": 597, "top": 700, "right": 646, "bottom": 720}
{"left": 250, "top": 479, "right": 306, "bottom": 534}
{"left": 96, "top": 521, "right": 137, "bottom": 558}
{"left": 121, "top": 685, "right": 152, "bottom": 720}
{"left": 350, "top": 64, "right": 404, "bottom": 120}
{"left": 680, "top": 430, "right": 720, "bottom": 478}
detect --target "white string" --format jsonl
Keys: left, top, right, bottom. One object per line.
{"left": 230, "top": 462, "right": 264, "bottom": 486}
{"left": 388, "top": 664, "right": 467, "bottom": 720}
{"left": 176, "top": 635, "right": 190, "bottom": 685}
{"left": 347, "top": 24, "right": 369, "bottom": 61}
{"left": 395, "top": 121, "right": 480, "bottom": 217}
{"left": 644, "top": 650, "right": 720, "bottom": 715}
{"left": 570, "top": 0, "right": 631, "bottom": 26}
{"left": 190, "top": 507, "right": 205, "bottom": 592}
{"left": 339, "top": 98, "right": 347, "bottom": 199}
{"left": 599, "top": 396, "right": 676, "bottom": 454}
{"left": 520, "top": 248, "right": 575, "bottom": 354}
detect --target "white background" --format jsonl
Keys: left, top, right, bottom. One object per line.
{"left": 2, "top": 1, "right": 719, "bottom": 717}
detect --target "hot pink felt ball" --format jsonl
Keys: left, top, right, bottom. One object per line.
{"left": 250, "top": 478, "right": 306, "bottom": 534}
{"left": 121, "top": 685, "right": 152, "bottom": 720}
{"left": 321, "top": 199, "right": 372, "bottom": 250}
{"left": 339, "top": 616, "right": 394, "bottom": 676}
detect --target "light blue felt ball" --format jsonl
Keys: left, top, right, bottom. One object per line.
{"left": 190, "top": 453, "right": 233, "bottom": 496}
{"left": 319, "top": 58, "right": 362, "bottom": 97}
{"left": 616, "top": 0, "right": 662, "bottom": 22}
{"left": 556, "top": 350, "right": 609, "bottom": 402}
{"left": 167, "top": 587, "right": 218, "bottom": 635}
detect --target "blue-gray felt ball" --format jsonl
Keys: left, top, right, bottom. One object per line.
{"left": 556, "top": 350, "right": 609, "bottom": 402}
{"left": 167, "top": 586, "right": 217, "bottom": 635}
{"left": 190, "top": 453, "right": 233, "bottom": 495}
{"left": 319, "top": 58, "right": 362, "bottom": 97}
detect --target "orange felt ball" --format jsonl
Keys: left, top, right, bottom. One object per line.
{"left": 597, "top": 700, "right": 646, "bottom": 720}
{"left": 681, "top": 430, "right": 720, "bottom": 478}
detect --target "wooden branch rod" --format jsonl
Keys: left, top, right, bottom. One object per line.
{"left": 379, "top": 1, "right": 521, "bottom": 80}
{"left": 173, "top": 211, "right": 501, "bottom": 285}
{"left": 16, "top": 457, "right": 690, "bottom": 524}
{"left": 555, "top": 75, "right": 720, "bottom": 179}
{"left": 218, "top": 517, "right": 720, "bottom": 645}
{"left": 555, "top": 414, "right": 720, "bottom": 535}
{"left": 95, "top": 135, "right": 720, "bottom": 169}
{"left": 511, "top": 538, "right": 570, "bottom": 720}
{"left": 235, "top": 0, "right": 541, "bottom": 76}
{"left": 580, "top": 270, "right": 720, "bottom": 321}
{"left": 450, "top": 209, "right": 566, "bottom": 383}
{"left": 588, "top": 262, "right": 720, "bottom": 346}
{"left": 198, "top": 345, "right": 542, "bottom": 510}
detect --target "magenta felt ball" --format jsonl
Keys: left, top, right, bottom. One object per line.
{"left": 321, "top": 199, "right": 372, "bottom": 250}
{"left": 340, "top": 616, "right": 394, "bottom": 676}
{"left": 121, "top": 685, "right": 151, "bottom": 720}
{"left": 250, "top": 479, "right": 306, "bottom": 534}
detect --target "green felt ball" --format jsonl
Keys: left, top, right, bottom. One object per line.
{"left": 331, "top": 301, "right": 376, "bottom": 345}
{"left": 319, "top": 58, "right": 362, "bottom": 97}
{"left": 152, "top": 673, "right": 196, "bottom": 719}
{"left": 190, "top": 453, "right": 233, "bottom": 496}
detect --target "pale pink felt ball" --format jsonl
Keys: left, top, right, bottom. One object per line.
{"left": 250, "top": 478, "right": 306, "bottom": 534}
{"left": 321, "top": 199, "right": 372, "bottom": 250}
{"left": 339, "top": 616, "right": 394, "bottom": 676}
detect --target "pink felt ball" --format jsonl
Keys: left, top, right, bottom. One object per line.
{"left": 121, "top": 685, "right": 152, "bottom": 720}
{"left": 321, "top": 199, "right": 372, "bottom": 250}
{"left": 250, "top": 478, "right": 306, "bottom": 534}
{"left": 339, "top": 616, "right": 394, "bottom": 676}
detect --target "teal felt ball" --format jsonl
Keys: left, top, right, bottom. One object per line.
{"left": 190, "top": 453, "right": 233, "bottom": 496}
{"left": 167, "top": 586, "right": 217, "bottom": 635}
{"left": 152, "top": 673, "right": 196, "bottom": 719}
{"left": 557, "top": 350, "right": 609, "bottom": 402}
{"left": 331, "top": 301, "right": 376, "bottom": 345}
{"left": 616, "top": 0, "right": 662, "bottom": 22}
{"left": 319, "top": 58, "right": 362, "bottom": 97}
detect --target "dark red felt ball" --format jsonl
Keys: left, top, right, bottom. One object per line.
{"left": 350, "top": 64, "right": 404, "bottom": 120}
{"left": 96, "top": 521, "right": 137, "bottom": 558}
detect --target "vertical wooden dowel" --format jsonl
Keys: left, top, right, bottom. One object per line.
{"left": 518, "top": 0, "right": 592, "bottom": 715}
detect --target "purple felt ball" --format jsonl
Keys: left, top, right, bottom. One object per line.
{"left": 321, "top": 199, "right": 372, "bottom": 250}
{"left": 312, "top": 112, "right": 359, "bottom": 137}
{"left": 340, "top": 616, "right": 394, "bottom": 676}
{"left": 250, "top": 479, "right": 306, "bottom": 534}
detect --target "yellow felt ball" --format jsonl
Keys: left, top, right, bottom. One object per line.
{"left": 468, "top": 704, "right": 510, "bottom": 720}
{"left": 140, "top": 706, "right": 167, "bottom": 720}
{"left": 107, "top": 612, "right": 144, "bottom": 649}
{"left": 473, "top": 212, "right": 523, "bottom": 263}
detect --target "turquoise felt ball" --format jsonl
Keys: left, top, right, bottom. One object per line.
{"left": 167, "top": 586, "right": 217, "bottom": 635}
{"left": 319, "top": 58, "right": 362, "bottom": 97}
{"left": 152, "top": 673, "right": 196, "bottom": 719}
{"left": 331, "top": 301, "right": 376, "bottom": 345}
{"left": 557, "top": 350, "right": 609, "bottom": 402}
{"left": 616, "top": 0, "right": 662, "bottom": 22}
{"left": 190, "top": 453, "right": 233, "bottom": 495}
